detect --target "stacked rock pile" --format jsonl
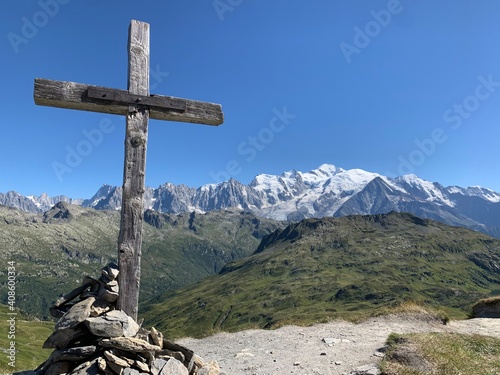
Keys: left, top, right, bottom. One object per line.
{"left": 34, "top": 264, "right": 219, "bottom": 375}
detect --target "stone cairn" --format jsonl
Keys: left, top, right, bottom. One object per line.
{"left": 35, "top": 263, "right": 220, "bottom": 375}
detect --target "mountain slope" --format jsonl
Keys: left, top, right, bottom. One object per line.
{"left": 142, "top": 212, "right": 500, "bottom": 338}
{"left": 0, "top": 205, "right": 284, "bottom": 318}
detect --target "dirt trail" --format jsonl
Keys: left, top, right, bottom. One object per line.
{"left": 177, "top": 317, "right": 500, "bottom": 375}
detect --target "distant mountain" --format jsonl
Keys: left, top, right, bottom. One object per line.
{"left": 142, "top": 212, "right": 500, "bottom": 338}
{"left": 0, "top": 191, "right": 82, "bottom": 212}
{"left": 3, "top": 164, "right": 500, "bottom": 237}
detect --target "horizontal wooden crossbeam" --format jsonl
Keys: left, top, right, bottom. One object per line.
{"left": 34, "top": 78, "right": 223, "bottom": 126}
{"left": 87, "top": 87, "right": 187, "bottom": 112}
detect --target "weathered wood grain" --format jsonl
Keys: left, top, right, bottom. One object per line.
{"left": 116, "top": 20, "right": 150, "bottom": 321}
{"left": 34, "top": 78, "right": 223, "bottom": 126}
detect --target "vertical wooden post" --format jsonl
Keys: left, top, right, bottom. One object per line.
{"left": 117, "top": 20, "right": 150, "bottom": 320}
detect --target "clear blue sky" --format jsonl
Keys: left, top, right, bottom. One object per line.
{"left": 2, "top": 1, "right": 500, "bottom": 198}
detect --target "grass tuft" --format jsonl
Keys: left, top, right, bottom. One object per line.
{"left": 381, "top": 332, "right": 500, "bottom": 375}
{"left": 374, "top": 301, "right": 451, "bottom": 325}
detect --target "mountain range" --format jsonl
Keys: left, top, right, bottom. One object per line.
{"left": 2, "top": 164, "right": 500, "bottom": 237}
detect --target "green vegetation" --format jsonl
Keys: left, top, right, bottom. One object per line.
{"left": 142, "top": 212, "right": 500, "bottom": 338}
{"left": 0, "top": 205, "right": 284, "bottom": 318}
{"left": 0, "top": 305, "right": 52, "bottom": 374}
{"left": 381, "top": 332, "right": 500, "bottom": 375}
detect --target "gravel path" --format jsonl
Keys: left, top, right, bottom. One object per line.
{"left": 177, "top": 317, "right": 500, "bottom": 375}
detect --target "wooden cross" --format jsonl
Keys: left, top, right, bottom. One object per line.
{"left": 33, "top": 20, "right": 224, "bottom": 320}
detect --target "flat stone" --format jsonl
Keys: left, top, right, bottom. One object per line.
{"left": 51, "top": 345, "right": 99, "bottom": 363}
{"left": 135, "top": 360, "right": 150, "bottom": 372}
{"left": 55, "top": 297, "right": 96, "bottom": 330}
{"left": 85, "top": 310, "right": 139, "bottom": 338}
{"left": 123, "top": 369, "right": 140, "bottom": 375}
{"left": 100, "top": 337, "right": 161, "bottom": 353}
{"left": 40, "top": 345, "right": 98, "bottom": 372}
{"left": 44, "top": 361, "right": 72, "bottom": 375}
{"left": 68, "top": 358, "right": 100, "bottom": 375}
{"left": 104, "top": 350, "right": 130, "bottom": 367}
{"left": 43, "top": 326, "right": 87, "bottom": 349}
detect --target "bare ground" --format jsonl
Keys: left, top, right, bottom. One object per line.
{"left": 177, "top": 317, "right": 500, "bottom": 375}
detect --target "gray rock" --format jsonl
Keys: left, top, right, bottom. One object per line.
{"left": 97, "top": 279, "right": 119, "bottom": 303}
{"left": 159, "top": 358, "right": 189, "bottom": 375}
{"left": 151, "top": 358, "right": 169, "bottom": 375}
{"left": 472, "top": 297, "right": 500, "bottom": 318}
{"left": 55, "top": 297, "right": 96, "bottom": 330}
{"left": 50, "top": 345, "right": 99, "bottom": 363}
{"left": 102, "top": 263, "right": 119, "bottom": 280}
{"left": 85, "top": 310, "right": 139, "bottom": 337}
{"left": 37, "top": 345, "right": 98, "bottom": 373}
{"left": 44, "top": 361, "right": 72, "bottom": 375}
{"left": 43, "top": 326, "right": 87, "bottom": 349}
{"left": 163, "top": 339, "right": 195, "bottom": 368}
{"left": 349, "top": 364, "right": 381, "bottom": 375}
{"left": 123, "top": 369, "right": 141, "bottom": 375}
{"left": 69, "top": 358, "right": 100, "bottom": 375}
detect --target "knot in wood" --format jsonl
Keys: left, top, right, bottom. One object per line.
{"left": 130, "top": 136, "right": 144, "bottom": 148}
